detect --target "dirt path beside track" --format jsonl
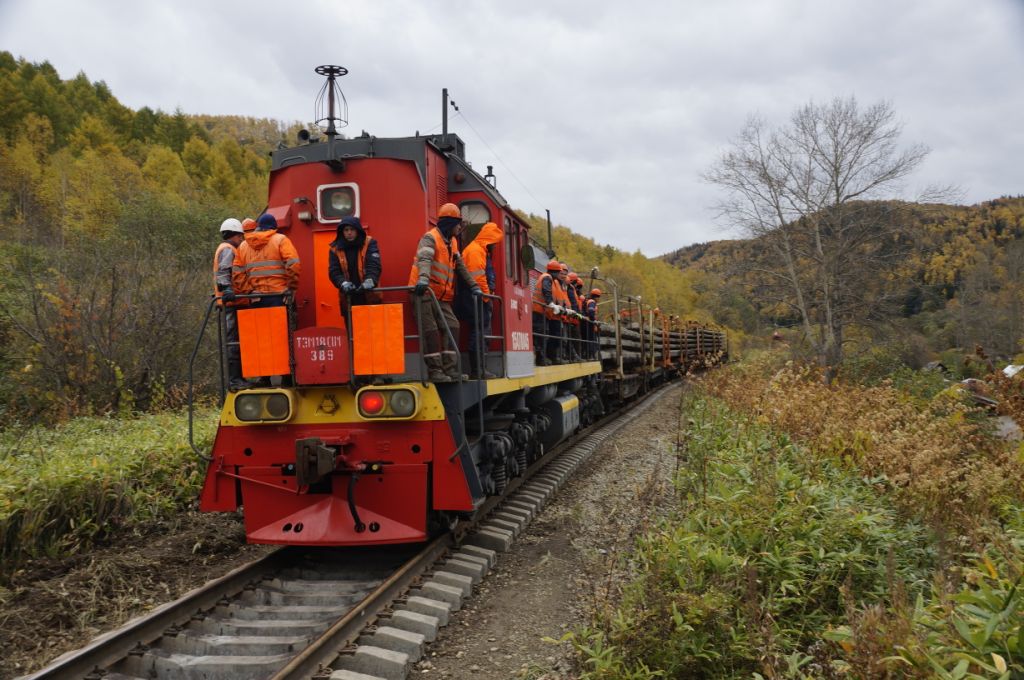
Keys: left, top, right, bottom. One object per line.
{"left": 420, "top": 384, "right": 684, "bottom": 679}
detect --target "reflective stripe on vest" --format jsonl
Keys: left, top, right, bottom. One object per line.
{"left": 407, "top": 228, "right": 458, "bottom": 302}
{"left": 239, "top": 233, "right": 293, "bottom": 293}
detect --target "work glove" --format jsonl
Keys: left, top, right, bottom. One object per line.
{"left": 283, "top": 290, "right": 294, "bottom": 306}
{"left": 361, "top": 278, "right": 375, "bottom": 290}
{"left": 220, "top": 288, "right": 236, "bottom": 303}
{"left": 413, "top": 282, "right": 429, "bottom": 296}
{"left": 470, "top": 285, "right": 482, "bottom": 297}
{"left": 341, "top": 281, "right": 356, "bottom": 293}
{"left": 549, "top": 304, "right": 562, "bottom": 315}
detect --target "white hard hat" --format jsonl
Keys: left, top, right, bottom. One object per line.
{"left": 220, "top": 218, "right": 243, "bottom": 234}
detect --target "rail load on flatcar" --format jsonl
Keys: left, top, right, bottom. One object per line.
{"left": 191, "top": 66, "right": 727, "bottom": 548}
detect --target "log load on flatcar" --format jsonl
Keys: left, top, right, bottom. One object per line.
{"left": 194, "top": 67, "right": 726, "bottom": 547}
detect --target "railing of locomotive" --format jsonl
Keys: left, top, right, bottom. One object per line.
{"left": 186, "top": 287, "right": 508, "bottom": 459}
{"left": 531, "top": 305, "right": 602, "bottom": 363}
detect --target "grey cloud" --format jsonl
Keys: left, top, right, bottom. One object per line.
{"left": 1, "top": 0, "right": 1022, "bottom": 254}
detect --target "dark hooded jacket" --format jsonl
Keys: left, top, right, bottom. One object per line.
{"left": 328, "top": 216, "right": 382, "bottom": 302}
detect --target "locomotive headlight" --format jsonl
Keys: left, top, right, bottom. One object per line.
{"left": 233, "top": 391, "right": 293, "bottom": 423}
{"left": 389, "top": 389, "right": 416, "bottom": 417}
{"left": 264, "top": 393, "right": 291, "bottom": 420}
{"left": 235, "top": 395, "right": 263, "bottom": 421}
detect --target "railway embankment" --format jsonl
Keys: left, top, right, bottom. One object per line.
{"left": 423, "top": 359, "right": 1024, "bottom": 678}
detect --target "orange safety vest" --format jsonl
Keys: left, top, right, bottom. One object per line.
{"left": 408, "top": 228, "right": 459, "bottom": 302}
{"left": 533, "top": 272, "right": 553, "bottom": 315}
{"left": 233, "top": 230, "right": 300, "bottom": 294}
{"left": 335, "top": 236, "right": 382, "bottom": 303}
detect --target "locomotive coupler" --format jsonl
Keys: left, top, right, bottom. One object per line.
{"left": 295, "top": 437, "right": 337, "bottom": 487}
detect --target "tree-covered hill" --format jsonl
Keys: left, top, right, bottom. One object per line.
{"left": 665, "top": 196, "right": 1024, "bottom": 362}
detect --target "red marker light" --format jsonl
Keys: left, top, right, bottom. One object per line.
{"left": 358, "top": 391, "right": 386, "bottom": 416}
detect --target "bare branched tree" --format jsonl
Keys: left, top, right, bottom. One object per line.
{"left": 705, "top": 97, "right": 930, "bottom": 383}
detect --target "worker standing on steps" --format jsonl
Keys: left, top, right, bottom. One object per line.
{"left": 408, "top": 203, "right": 481, "bottom": 382}
{"left": 213, "top": 218, "right": 249, "bottom": 391}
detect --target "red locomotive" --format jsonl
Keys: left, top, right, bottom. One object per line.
{"left": 196, "top": 66, "right": 726, "bottom": 546}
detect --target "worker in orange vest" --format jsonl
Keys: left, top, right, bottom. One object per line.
{"left": 409, "top": 203, "right": 480, "bottom": 382}
{"left": 459, "top": 221, "right": 503, "bottom": 379}
{"left": 214, "top": 218, "right": 249, "bottom": 390}
{"left": 232, "top": 213, "right": 301, "bottom": 308}
{"left": 553, "top": 264, "right": 574, "bottom": 362}
{"left": 328, "top": 216, "right": 382, "bottom": 317}
{"left": 533, "top": 260, "right": 564, "bottom": 365}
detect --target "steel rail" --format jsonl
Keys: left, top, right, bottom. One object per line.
{"left": 23, "top": 549, "right": 293, "bottom": 680}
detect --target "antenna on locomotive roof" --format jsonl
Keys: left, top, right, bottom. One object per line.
{"left": 442, "top": 88, "right": 459, "bottom": 150}
{"left": 314, "top": 65, "right": 349, "bottom": 138}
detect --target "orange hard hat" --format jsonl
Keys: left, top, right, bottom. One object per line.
{"left": 438, "top": 203, "right": 460, "bottom": 219}
{"left": 568, "top": 272, "right": 580, "bottom": 282}
{"left": 241, "top": 217, "right": 257, "bottom": 232}
{"left": 546, "top": 260, "right": 562, "bottom": 272}
{"left": 590, "top": 288, "right": 602, "bottom": 297}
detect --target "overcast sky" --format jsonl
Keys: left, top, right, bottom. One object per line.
{"left": 2, "top": 0, "right": 1022, "bottom": 255}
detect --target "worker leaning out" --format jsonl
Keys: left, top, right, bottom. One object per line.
{"left": 409, "top": 203, "right": 480, "bottom": 383}
{"left": 232, "top": 213, "right": 300, "bottom": 308}
{"left": 328, "top": 215, "right": 382, "bottom": 312}
{"left": 459, "top": 221, "right": 503, "bottom": 379}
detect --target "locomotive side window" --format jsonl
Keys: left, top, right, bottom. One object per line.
{"left": 459, "top": 201, "right": 491, "bottom": 246}
{"left": 514, "top": 222, "right": 529, "bottom": 283}
{"left": 317, "top": 183, "right": 359, "bottom": 222}
{"left": 504, "top": 216, "right": 516, "bottom": 283}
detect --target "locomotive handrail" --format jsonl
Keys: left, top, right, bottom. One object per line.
{"left": 188, "top": 292, "right": 293, "bottom": 460}
{"left": 187, "top": 296, "right": 219, "bottom": 461}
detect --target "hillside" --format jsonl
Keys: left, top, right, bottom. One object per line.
{"left": 665, "top": 197, "right": 1024, "bottom": 362}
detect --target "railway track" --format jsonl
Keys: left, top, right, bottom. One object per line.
{"left": 26, "top": 382, "right": 674, "bottom": 680}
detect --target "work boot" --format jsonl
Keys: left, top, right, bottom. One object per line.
{"left": 469, "top": 355, "right": 497, "bottom": 380}
{"left": 424, "top": 353, "right": 450, "bottom": 382}
{"left": 441, "top": 351, "right": 468, "bottom": 381}
{"left": 229, "top": 378, "right": 254, "bottom": 392}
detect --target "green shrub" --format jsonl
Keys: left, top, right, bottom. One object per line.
{"left": 570, "top": 394, "right": 935, "bottom": 678}
{"left": 0, "top": 408, "right": 217, "bottom": 578}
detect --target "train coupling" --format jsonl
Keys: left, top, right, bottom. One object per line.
{"left": 295, "top": 437, "right": 337, "bottom": 487}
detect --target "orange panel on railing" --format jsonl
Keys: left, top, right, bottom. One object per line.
{"left": 237, "top": 306, "right": 290, "bottom": 377}
{"left": 351, "top": 303, "right": 406, "bottom": 375}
